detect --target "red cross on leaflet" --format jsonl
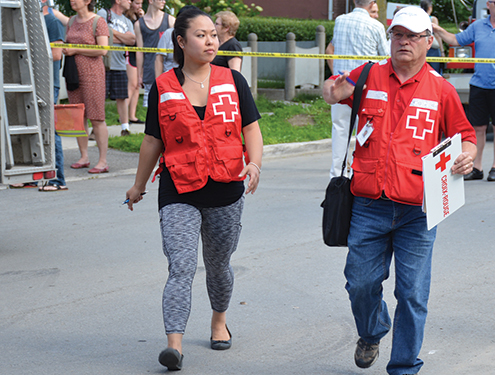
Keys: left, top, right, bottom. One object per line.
{"left": 212, "top": 94, "right": 239, "bottom": 123}
{"left": 405, "top": 109, "right": 435, "bottom": 140}
{"left": 435, "top": 152, "right": 451, "bottom": 172}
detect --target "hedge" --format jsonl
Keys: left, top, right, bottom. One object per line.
{"left": 237, "top": 17, "right": 335, "bottom": 45}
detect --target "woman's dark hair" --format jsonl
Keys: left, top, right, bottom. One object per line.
{"left": 173, "top": 6, "right": 211, "bottom": 68}
{"left": 87, "top": 0, "right": 96, "bottom": 12}
{"left": 420, "top": 0, "right": 432, "bottom": 13}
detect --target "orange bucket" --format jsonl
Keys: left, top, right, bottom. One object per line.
{"left": 54, "top": 103, "right": 86, "bottom": 137}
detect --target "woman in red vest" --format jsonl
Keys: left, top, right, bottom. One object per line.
{"left": 125, "top": 7, "right": 263, "bottom": 371}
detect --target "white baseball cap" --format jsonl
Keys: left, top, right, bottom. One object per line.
{"left": 387, "top": 6, "right": 432, "bottom": 34}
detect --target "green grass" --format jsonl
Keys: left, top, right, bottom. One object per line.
{"left": 107, "top": 94, "right": 333, "bottom": 152}
{"left": 258, "top": 79, "right": 285, "bottom": 89}
{"left": 257, "top": 95, "right": 332, "bottom": 145}
{"left": 108, "top": 132, "right": 145, "bottom": 152}
{"left": 105, "top": 96, "right": 148, "bottom": 126}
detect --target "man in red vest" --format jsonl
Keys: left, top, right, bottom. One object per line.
{"left": 323, "top": 6, "right": 476, "bottom": 375}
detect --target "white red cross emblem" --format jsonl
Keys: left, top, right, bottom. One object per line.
{"left": 212, "top": 94, "right": 239, "bottom": 123}
{"left": 405, "top": 109, "right": 435, "bottom": 140}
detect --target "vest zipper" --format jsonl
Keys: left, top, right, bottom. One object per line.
{"left": 200, "top": 119, "right": 211, "bottom": 175}
{"left": 382, "top": 131, "right": 394, "bottom": 193}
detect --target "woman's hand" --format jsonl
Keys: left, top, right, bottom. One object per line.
{"left": 241, "top": 121, "right": 263, "bottom": 195}
{"left": 62, "top": 48, "right": 75, "bottom": 56}
{"left": 238, "top": 163, "right": 260, "bottom": 195}
{"left": 125, "top": 185, "right": 146, "bottom": 211}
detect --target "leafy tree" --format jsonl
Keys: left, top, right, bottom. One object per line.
{"left": 432, "top": 0, "right": 471, "bottom": 24}
{"left": 55, "top": 0, "right": 111, "bottom": 16}
{"left": 391, "top": 0, "right": 471, "bottom": 25}
{"left": 167, "top": 0, "right": 262, "bottom": 17}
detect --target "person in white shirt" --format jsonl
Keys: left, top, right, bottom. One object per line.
{"left": 324, "top": 0, "right": 389, "bottom": 178}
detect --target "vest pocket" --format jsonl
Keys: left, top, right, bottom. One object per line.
{"left": 211, "top": 145, "right": 244, "bottom": 181}
{"left": 361, "top": 106, "right": 386, "bottom": 117}
{"left": 164, "top": 150, "right": 201, "bottom": 186}
{"left": 211, "top": 122, "right": 240, "bottom": 143}
{"left": 160, "top": 104, "right": 189, "bottom": 139}
{"left": 351, "top": 158, "right": 380, "bottom": 197}
{"left": 388, "top": 160, "right": 423, "bottom": 204}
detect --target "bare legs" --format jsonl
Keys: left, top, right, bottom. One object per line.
{"left": 92, "top": 120, "right": 108, "bottom": 169}
{"left": 116, "top": 98, "right": 129, "bottom": 125}
{"left": 211, "top": 311, "right": 230, "bottom": 340}
{"left": 75, "top": 118, "right": 108, "bottom": 169}
{"left": 75, "top": 118, "right": 90, "bottom": 166}
{"left": 167, "top": 333, "right": 183, "bottom": 355}
{"left": 127, "top": 64, "right": 140, "bottom": 122}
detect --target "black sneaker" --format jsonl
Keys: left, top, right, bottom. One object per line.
{"left": 129, "top": 118, "right": 145, "bottom": 124}
{"left": 120, "top": 129, "right": 130, "bottom": 136}
{"left": 487, "top": 168, "right": 495, "bottom": 182}
{"left": 464, "top": 167, "right": 483, "bottom": 180}
{"left": 354, "top": 338, "right": 379, "bottom": 369}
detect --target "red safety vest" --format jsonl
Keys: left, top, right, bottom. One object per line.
{"left": 351, "top": 60, "right": 444, "bottom": 205}
{"left": 155, "top": 65, "right": 245, "bottom": 194}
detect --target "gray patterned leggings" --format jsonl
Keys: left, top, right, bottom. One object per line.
{"left": 159, "top": 197, "right": 244, "bottom": 335}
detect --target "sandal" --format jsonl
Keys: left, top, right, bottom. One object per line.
{"left": 39, "top": 183, "right": 68, "bottom": 192}
{"left": 10, "top": 182, "right": 38, "bottom": 189}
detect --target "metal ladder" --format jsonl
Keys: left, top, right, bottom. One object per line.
{"left": 0, "top": 0, "right": 54, "bottom": 184}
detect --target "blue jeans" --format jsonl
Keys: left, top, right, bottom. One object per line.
{"left": 49, "top": 87, "right": 66, "bottom": 187}
{"left": 344, "top": 196, "right": 437, "bottom": 375}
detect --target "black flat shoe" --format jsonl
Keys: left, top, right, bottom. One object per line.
{"left": 210, "top": 325, "right": 232, "bottom": 350}
{"left": 158, "top": 348, "right": 183, "bottom": 371}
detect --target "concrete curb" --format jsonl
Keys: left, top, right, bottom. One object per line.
{"left": 263, "top": 137, "right": 357, "bottom": 159}
{"left": 263, "top": 138, "right": 332, "bottom": 159}
{"left": 64, "top": 125, "right": 340, "bottom": 159}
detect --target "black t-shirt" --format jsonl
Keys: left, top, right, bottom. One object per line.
{"left": 211, "top": 37, "right": 243, "bottom": 68}
{"left": 146, "top": 68, "right": 260, "bottom": 210}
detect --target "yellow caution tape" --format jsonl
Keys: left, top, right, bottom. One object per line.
{"left": 52, "top": 43, "right": 495, "bottom": 63}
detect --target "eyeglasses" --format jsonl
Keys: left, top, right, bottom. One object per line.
{"left": 389, "top": 30, "right": 430, "bottom": 42}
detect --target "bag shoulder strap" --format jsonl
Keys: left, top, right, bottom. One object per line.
{"left": 67, "top": 15, "right": 75, "bottom": 30}
{"left": 340, "top": 62, "right": 374, "bottom": 176}
{"left": 105, "top": 9, "right": 113, "bottom": 24}
{"left": 92, "top": 15, "right": 100, "bottom": 37}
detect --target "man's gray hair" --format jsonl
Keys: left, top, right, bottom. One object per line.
{"left": 355, "top": 0, "right": 375, "bottom": 7}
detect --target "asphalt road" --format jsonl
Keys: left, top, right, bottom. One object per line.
{"left": 1, "top": 138, "right": 494, "bottom": 375}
